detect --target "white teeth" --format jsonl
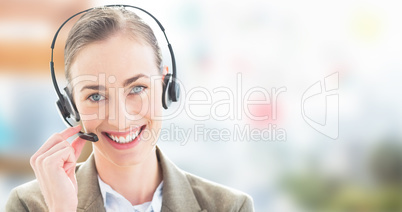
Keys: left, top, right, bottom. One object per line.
{"left": 107, "top": 127, "right": 142, "bottom": 144}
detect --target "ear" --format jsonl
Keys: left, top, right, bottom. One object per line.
{"left": 162, "top": 65, "right": 168, "bottom": 81}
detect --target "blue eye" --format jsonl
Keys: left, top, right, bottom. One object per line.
{"left": 130, "top": 86, "right": 145, "bottom": 94}
{"left": 88, "top": 93, "right": 105, "bottom": 102}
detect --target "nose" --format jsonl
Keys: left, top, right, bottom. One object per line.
{"left": 107, "top": 88, "right": 144, "bottom": 130}
{"left": 107, "top": 88, "right": 127, "bottom": 130}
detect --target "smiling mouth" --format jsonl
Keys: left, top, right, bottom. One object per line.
{"left": 105, "top": 125, "right": 146, "bottom": 144}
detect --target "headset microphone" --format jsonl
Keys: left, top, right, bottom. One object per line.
{"left": 77, "top": 132, "right": 98, "bottom": 142}
{"left": 50, "top": 5, "right": 180, "bottom": 142}
{"left": 52, "top": 69, "right": 99, "bottom": 142}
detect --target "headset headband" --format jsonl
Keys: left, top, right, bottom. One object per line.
{"left": 50, "top": 4, "right": 177, "bottom": 105}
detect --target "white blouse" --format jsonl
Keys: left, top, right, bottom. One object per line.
{"left": 98, "top": 175, "right": 163, "bottom": 212}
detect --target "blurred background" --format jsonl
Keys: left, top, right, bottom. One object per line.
{"left": 1, "top": 0, "right": 402, "bottom": 211}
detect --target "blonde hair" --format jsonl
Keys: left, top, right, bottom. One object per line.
{"left": 64, "top": 6, "right": 162, "bottom": 82}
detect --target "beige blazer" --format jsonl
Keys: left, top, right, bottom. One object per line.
{"left": 6, "top": 147, "right": 254, "bottom": 212}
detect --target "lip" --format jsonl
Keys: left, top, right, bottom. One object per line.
{"left": 103, "top": 125, "right": 144, "bottom": 136}
{"left": 101, "top": 125, "right": 146, "bottom": 150}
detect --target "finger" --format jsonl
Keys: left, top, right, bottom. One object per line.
{"left": 64, "top": 161, "right": 76, "bottom": 173}
{"left": 44, "top": 145, "right": 76, "bottom": 169}
{"left": 60, "top": 125, "right": 82, "bottom": 140}
{"left": 31, "top": 125, "right": 82, "bottom": 166}
{"left": 35, "top": 140, "right": 71, "bottom": 168}
{"left": 64, "top": 162, "right": 76, "bottom": 177}
{"left": 38, "top": 146, "right": 75, "bottom": 184}
{"left": 71, "top": 136, "right": 86, "bottom": 161}
{"left": 64, "top": 161, "right": 79, "bottom": 193}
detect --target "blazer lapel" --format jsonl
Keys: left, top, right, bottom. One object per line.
{"left": 76, "top": 154, "right": 106, "bottom": 212}
{"left": 157, "top": 147, "right": 206, "bottom": 212}
{"left": 73, "top": 148, "right": 206, "bottom": 212}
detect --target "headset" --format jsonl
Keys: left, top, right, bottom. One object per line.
{"left": 50, "top": 5, "right": 180, "bottom": 142}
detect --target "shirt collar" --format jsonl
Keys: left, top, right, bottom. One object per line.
{"left": 97, "top": 175, "right": 163, "bottom": 212}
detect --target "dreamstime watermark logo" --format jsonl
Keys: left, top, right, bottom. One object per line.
{"left": 301, "top": 72, "right": 339, "bottom": 139}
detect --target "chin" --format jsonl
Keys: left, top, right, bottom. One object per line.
{"left": 94, "top": 135, "right": 157, "bottom": 167}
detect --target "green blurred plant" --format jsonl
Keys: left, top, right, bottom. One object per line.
{"left": 281, "top": 140, "right": 402, "bottom": 212}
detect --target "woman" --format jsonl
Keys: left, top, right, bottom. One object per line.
{"left": 6, "top": 6, "right": 253, "bottom": 212}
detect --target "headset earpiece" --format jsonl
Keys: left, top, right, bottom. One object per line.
{"left": 63, "top": 87, "right": 80, "bottom": 122}
{"left": 56, "top": 98, "right": 70, "bottom": 120}
{"left": 162, "top": 73, "right": 172, "bottom": 109}
{"left": 162, "top": 73, "right": 180, "bottom": 109}
{"left": 55, "top": 87, "right": 80, "bottom": 122}
{"left": 169, "top": 79, "right": 180, "bottom": 102}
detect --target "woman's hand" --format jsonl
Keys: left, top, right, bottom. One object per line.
{"left": 30, "top": 125, "right": 87, "bottom": 212}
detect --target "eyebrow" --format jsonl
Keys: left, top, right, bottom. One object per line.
{"left": 80, "top": 85, "right": 106, "bottom": 92}
{"left": 79, "top": 74, "right": 148, "bottom": 92}
{"left": 123, "top": 74, "right": 148, "bottom": 87}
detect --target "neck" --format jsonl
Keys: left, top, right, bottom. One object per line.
{"left": 94, "top": 148, "right": 162, "bottom": 205}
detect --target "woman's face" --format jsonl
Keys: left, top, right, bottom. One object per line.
{"left": 69, "top": 33, "right": 166, "bottom": 166}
